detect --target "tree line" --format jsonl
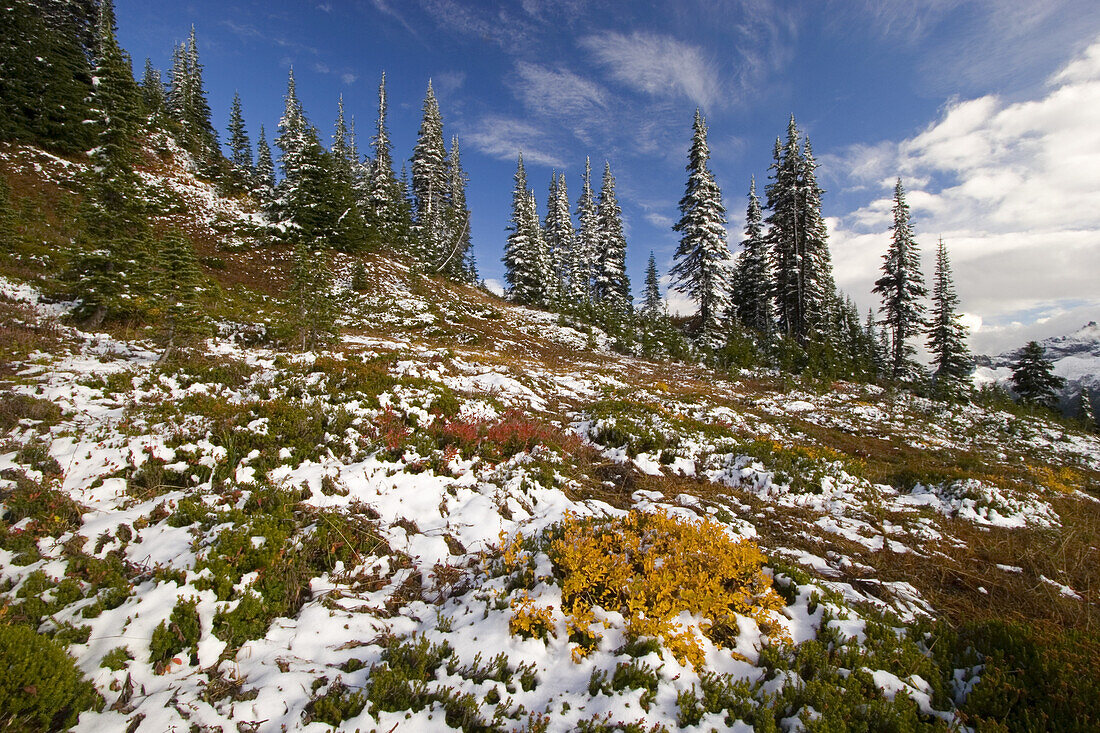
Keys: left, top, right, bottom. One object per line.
{"left": 501, "top": 110, "right": 975, "bottom": 401}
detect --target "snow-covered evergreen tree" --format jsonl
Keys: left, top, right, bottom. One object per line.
{"left": 439, "top": 136, "right": 473, "bottom": 280}
{"left": 1076, "top": 388, "right": 1097, "bottom": 431}
{"left": 254, "top": 124, "right": 275, "bottom": 204}
{"left": 670, "top": 109, "right": 733, "bottom": 346}
{"left": 799, "top": 138, "right": 835, "bottom": 340}
{"left": 89, "top": 0, "right": 141, "bottom": 166}
{"left": 503, "top": 154, "right": 551, "bottom": 306}
{"left": 595, "top": 161, "right": 630, "bottom": 314}
{"left": 731, "top": 176, "right": 772, "bottom": 337}
{"left": 1010, "top": 341, "right": 1065, "bottom": 408}
{"left": 926, "top": 238, "right": 971, "bottom": 397}
{"left": 873, "top": 178, "right": 927, "bottom": 381}
{"left": 226, "top": 91, "right": 252, "bottom": 192}
{"left": 272, "top": 69, "right": 363, "bottom": 251}
{"left": 140, "top": 59, "right": 164, "bottom": 118}
{"left": 0, "top": 0, "right": 96, "bottom": 155}
{"left": 640, "top": 251, "right": 664, "bottom": 318}
{"left": 571, "top": 158, "right": 600, "bottom": 303}
{"left": 766, "top": 116, "right": 835, "bottom": 345}
{"left": 366, "top": 72, "right": 409, "bottom": 251}
{"left": 544, "top": 173, "right": 574, "bottom": 301}
{"left": 411, "top": 80, "right": 448, "bottom": 261}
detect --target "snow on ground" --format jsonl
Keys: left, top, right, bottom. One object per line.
{"left": 3, "top": 268, "right": 1098, "bottom": 732}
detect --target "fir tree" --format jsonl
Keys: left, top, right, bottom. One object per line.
{"left": 731, "top": 176, "right": 772, "bottom": 338}
{"left": 140, "top": 59, "right": 165, "bottom": 119}
{"left": 155, "top": 228, "right": 206, "bottom": 362}
{"left": 799, "top": 138, "right": 835, "bottom": 339}
{"left": 254, "top": 124, "right": 275, "bottom": 203}
{"left": 595, "top": 161, "right": 630, "bottom": 314}
{"left": 571, "top": 157, "right": 600, "bottom": 303}
{"left": 873, "top": 178, "right": 927, "bottom": 381}
{"left": 671, "top": 109, "right": 733, "bottom": 347}
{"left": 766, "top": 116, "right": 835, "bottom": 345}
{"left": 89, "top": 0, "right": 142, "bottom": 167}
{"left": 273, "top": 70, "right": 363, "bottom": 251}
{"left": 183, "top": 26, "right": 217, "bottom": 161}
{"left": 290, "top": 238, "right": 336, "bottom": 351}
{"left": 503, "top": 154, "right": 551, "bottom": 306}
{"left": 544, "top": 173, "right": 574, "bottom": 301}
{"left": 439, "top": 136, "right": 473, "bottom": 280}
{"left": 1076, "top": 388, "right": 1097, "bottom": 431}
{"left": 1010, "top": 341, "right": 1065, "bottom": 408}
{"left": 227, "top": 92, "right": 251, "bottom": 169}
{"left": 331, "top": 95, "right": 355, "bottom": 178}
{"left": 411, "top": 80, "right": 448, "bottom": 261}
{"left": 926, "top": 238, "right": 971, "bottom": 398}
{"left": 640, "top": 251, "right": 663, "bottom": 318}
{"left": 366, "top": 72, "right": 409, "bottom": 251}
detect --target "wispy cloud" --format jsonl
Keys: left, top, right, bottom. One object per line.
{"left": 418, "top": 0, "right": 538, "bottom": 53}
{"left": 369, "top": 0, "right": 419, "bottom": 36}
{"left": 579, "top": 31, "right": 720, "bottom": 108}
{"left": 830, "top": 35, "right": 1100, "bottom": 352}
{"left": 509, "top": 62, "right": 609, "bottom": 144}
{"left": 464, "top": 116, "right": 568, "bottom": 169}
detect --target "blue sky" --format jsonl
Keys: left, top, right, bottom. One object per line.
{"left": 116, "top": 0, "right": 1100, "bottom": 354}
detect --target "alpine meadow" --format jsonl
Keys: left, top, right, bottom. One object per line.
{"left": 5, "top": 1, "right": 1100, "bottom": 731}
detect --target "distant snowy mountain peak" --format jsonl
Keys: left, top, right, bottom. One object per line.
{"left": 975, "top": 321, "right": 1100, "bottom": 415}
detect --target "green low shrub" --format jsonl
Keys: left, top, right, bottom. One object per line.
{"left": 0, "top": 623, "right": 101, "bottom": 730}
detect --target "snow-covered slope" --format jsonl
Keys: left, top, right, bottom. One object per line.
{"left": 3, "top": 144, "right": 1100, "bottom": 731}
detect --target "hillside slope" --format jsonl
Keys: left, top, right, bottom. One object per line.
{"left": 2, "top": 146, "right": 1100, "bottom": 731}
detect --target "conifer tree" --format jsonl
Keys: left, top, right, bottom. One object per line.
{"left": 799, "top": 139, "right": 835, "bottom": 339}
{"left": 140, "top": 59, "right": 165, "bottom": 119}
{"left": 873, "top": 178, "right": 927, "bottom": 381}
{"left": 274, "top": 69, "right": 364, "bottom": 250}
{"left": 671, "top": 109, "right": 733, "bottom": 347}
{"left": 227, "top": 92, "right": 251, "bottom": 168}
{"left": 155, "top": 228, "right": 206, "bottom": 362}
{"left": 226, "top": 91, "right": 252, "bottom": 192}
{"left": 595, "top": 161, "right": 630, "bottom": 314}
{"left": 1010, "top": 342, "right": 1065, "bottom": 408}
{"left": 290, "top": 238, "right": 336, "bottom": 350}
{"left": 503, "top": 154, "right": 551, "bottom": 306}
{"left": 184, "top": 26, "right": 216, "bottom": 160}
{"left": 926, "top": 238, "right": 971, "bottom": 397}
{"left": 640, "top": 251, "right": 663, "bottom": 318}
{"left": 411, "top": 80, "right": 448, "bottom": 261}
{"left": 366, "top": 72, "right": 409, "bottom": 250}
{"left": 438, "top": 136, "right": 473, "bottom": 280}
{"left": 766, "top": 116, "right": 835, "bottom": 344}
{"left": 89, "top": 0, "right": 141, "bottom": 167}
{"left": 544, "top": 173, "right": 574, "bottom": 301}
{"left": 571, "top": 158, "right": 600, "bottom": 303}
{"left": 1077, "top": 388, "right": 1097, "bottom": 431}
{"left": 732, "top": 177, "right": 772, "bottom": 337}
{"left": 0, "top": 0, "right": 95, "bottom": 154}
{"left": 68, "top": 0, "right": 152, "bottom": 328}
{"left": 331, "top": 95, "right": 355, "bottom": 178}
{"left": 254, "top": 124, "right": 275, "bottom": 204}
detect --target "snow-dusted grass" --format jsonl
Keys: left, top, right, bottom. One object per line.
{"left": 3, "top": 205, "right": 1100, "bottom": 729}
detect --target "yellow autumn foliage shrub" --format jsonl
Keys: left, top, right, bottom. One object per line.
{"left": 547, "top": 509, "right": 789, "bottom": 667}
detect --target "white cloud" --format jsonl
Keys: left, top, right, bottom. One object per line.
{"left": 464, "top": 116, "right": 567, "bottom": 169}
{"left": 579, "top": 31, "right": 720, "bottom": 107}
{"left": 831, "top": 35, "right": 1100, "bottom": 353}
{"left": 512, "top": 62, "right": 607, "bottom": 120}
